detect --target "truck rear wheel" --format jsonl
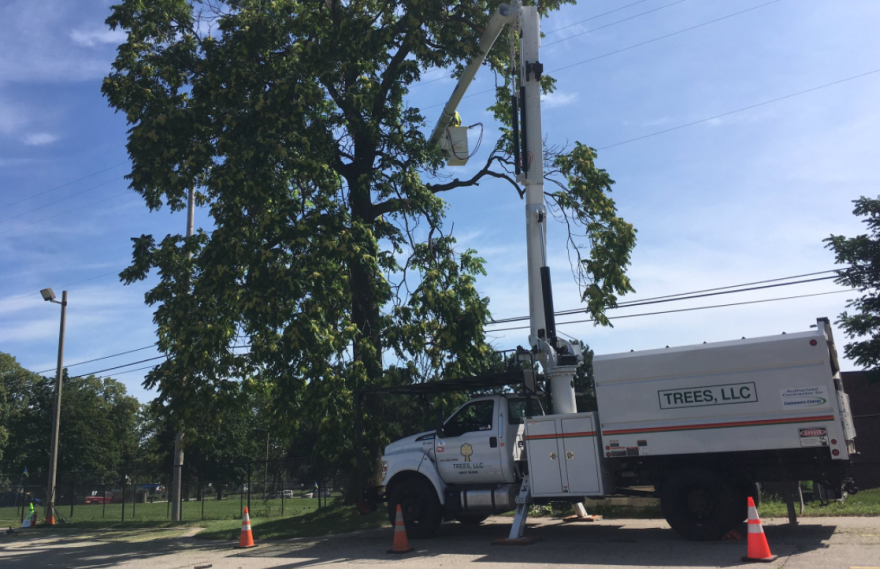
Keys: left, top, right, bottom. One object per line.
{"left": 660, "top": 469, "right": 740, "bottom": 541}
{"left": 387, "top": 477, "right": 443, "bottom": 539}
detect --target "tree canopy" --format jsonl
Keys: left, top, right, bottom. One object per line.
{"left": 0, "top": 352, "right": 141, "bottom": 475}
{"left": 826, "top": 196, "right": 880, "bottom": 373}
{"left": 103, "top": 0, "right": 637, "bottom": 474}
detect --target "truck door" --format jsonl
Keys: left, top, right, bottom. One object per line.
{"left": 436, "top": 399, "right": 505, "bottom": 483}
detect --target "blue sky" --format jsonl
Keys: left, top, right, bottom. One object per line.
{"left": 1, "top": 0, "right": 875, "bottom": 403}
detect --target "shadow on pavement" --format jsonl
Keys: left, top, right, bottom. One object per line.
{"left": 233, "top": 518, "right": 836, "bottom": 568}
{"left": 0, "top": 528, "right": 226, "bottom": 569}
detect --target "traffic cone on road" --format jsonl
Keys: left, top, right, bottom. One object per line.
{"left": 45, "top": 502, "right": 55, "bottom": 526}
{"left": 235, "top": 507, "right": 256, "bottom": 549}
{"left": 742, "top": 497, "right": 777, "bottom": 563}
{"left": 387, "top": 504, "right": 413, "bottom": 554}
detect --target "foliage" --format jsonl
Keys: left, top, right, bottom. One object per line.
{"left": 825, "top": 196, "right": 880, "bottom": 374}
{"left": 102, "top": 0, "right": 637, "bottom": 480}
{"left": 0, "top": 352, "right": 141, "bottom": 475}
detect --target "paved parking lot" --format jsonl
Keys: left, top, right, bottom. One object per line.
{"left": 2, "top": 516, "right": 879, "bottom": 569}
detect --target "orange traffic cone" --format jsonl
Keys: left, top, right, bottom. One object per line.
{"left": 387, "top": 504, "right": 413, "bottom": 554}
{"left": 235, "top": 507, "right": 256, "bottom": 549}
{"left": 743, "top": 497, "right": 777, "bottom": 563}
{"left": 45, "top": 503, "right": 55, "bottom": 526}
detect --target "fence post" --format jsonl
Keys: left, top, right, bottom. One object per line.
{"left": 70, "top": 471, "right": 75, "bottom": 519}
{"left": 102, "top": 484, "right": 106, "bottom": 519}
{"left": 121, "top": 471, "right": 126, "bottom": 522}
{"left": 201, "top": 481, "right": 205, "bottom": 520}
{"left": 247, "top": 461, "right": 252, "bottom": 514}
{"left": 281, "top": 473, "right": 285, "bottom": 516}
{"left": 132, "top": 474, "right": 136, "bottom": 520}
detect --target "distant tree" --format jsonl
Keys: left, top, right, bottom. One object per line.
{"left": 825, "top": 196, "right": 880, "bottom": 375}
{"left": 0, "top": 352, "right": 142, "bottom": 474}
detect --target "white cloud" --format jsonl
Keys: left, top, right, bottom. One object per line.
{"left": 23, "top": 132, "right": 59, "bottom": 146}
{"left": 541, "top": 91, "right": 578, "bottom": 109}
{"left": 0, "top": 1, "right": 120, "bottom": 83}
{"left": 70, "top": 27, "right": 127, "bottom": 48}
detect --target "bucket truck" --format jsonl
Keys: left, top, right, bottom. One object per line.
{"left": 355, "top": 1, "right": 857, "bottom": 542}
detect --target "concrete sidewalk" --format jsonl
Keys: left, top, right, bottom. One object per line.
{"left": 1, "top": 516, "right": 878, "bottom": 568}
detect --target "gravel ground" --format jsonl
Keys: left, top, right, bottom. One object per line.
{"left": 2, "top": 516, "right": 879, "bottom": 569}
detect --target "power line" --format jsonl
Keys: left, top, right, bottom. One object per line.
{"left": 422, "top": 0, "right": 783, "bottom": 110}
{"left": 0, "top": 176, "right": 126, "bottom": 223}
{"left": 411, "top": 0, "right": 667, "bottom": 90}
{"left": 544, "top": 0, "right": 652, "bottom": 35}
{"left": 485, "top": 290, "right": 849, "bottom": 332}
{"left": 0, "top": 191, "right": 129, "bottom": 236}
{"left": 34, "top": 344, "right": 157, "bottom": 375}
{"left": 550, "top": 0, "right": 782, "bottom": 73}
{"left": 0, "top": 161, "right": 127, "bottom": 209}
{"left": 543, "top": 0, "right": 688, "bottom": 47}
{"left": 0, "top": 270, "right": 122, "bottom": 306}
{"left": 597, "top": 67, "right": 880, "bottom": 150}
{"left": 68, "top": 355, "right": 168, "bottom": 379}
{"left": 488, "top": 271, "right": 842, "bottom": 325}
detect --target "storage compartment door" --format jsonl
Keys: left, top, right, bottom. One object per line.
{"left": 525, "top": 420, "right": 564, "bottom": 496}
{"left": 561, "top": 417, "right": 602, "bottom": 495}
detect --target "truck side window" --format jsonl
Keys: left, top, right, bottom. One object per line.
{"left": 444, "top": 400, "right": 494, "bottom": 438}
{"left": 508, "top": 398, "right": 545, "bottom": 424}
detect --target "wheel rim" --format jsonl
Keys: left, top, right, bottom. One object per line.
{"left": 685, "top": 486, "right": 716, "bottom": 521}
{"left": 401, "top": 492, "right": 424, "bottom": 525}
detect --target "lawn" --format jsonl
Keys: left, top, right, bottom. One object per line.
{"left": 0, "top": 496, "right": 329, "bottom": 526}
{"left": 195, "top": 503, "right": 388, "bottom": 541}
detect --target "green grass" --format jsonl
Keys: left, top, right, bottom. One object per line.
{"left": 0, "top": 497, "right": 330, "bottom": 526}
{"left": 757, "top": 487, "right": 880, "bottom": 517}
{"left": 194, "top": 503, "right": 388, "bottom": 541}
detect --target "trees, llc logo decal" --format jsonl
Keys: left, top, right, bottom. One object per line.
{"left": 460, "top": 443, "right": 473, "bottom": 462}
{"left": 780, "top": 386, "right": 829, "bottom": 408}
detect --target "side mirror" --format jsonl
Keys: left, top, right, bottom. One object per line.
{"left": 435, "top": 409, "right": 445, "bottom": 439}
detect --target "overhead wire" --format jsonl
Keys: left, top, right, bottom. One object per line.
{"left": 543, "top": 0, "right": 689, "bottom": 48}
{"left": 0, "top": 270, "right": 123, "bottom": 306}
{"left": 485, "top": 290, "right": 849, "bottom": 333}
{"left": 411, "top": 0, "right": 669, "bottom": 90}
{"left": 0, "top": 160, "right": 128, "bottom": 209}
{"left": 422, "top": 0, "right": 784, "bottom": 111}
{"left": 488, "top": 272, "right": 843, "bottom": 325}
{"left": 0, "top": 191, "right": 130, "bottom": 236}
{"left": 0, "top": 176, "right": 126, "bottom": 224}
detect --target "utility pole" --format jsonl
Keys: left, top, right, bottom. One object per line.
{"left": 170, "top": 187, "right": 195, "bottom": 522}
{"left": 41, "top": 289, "right": 67, "bottom": 524}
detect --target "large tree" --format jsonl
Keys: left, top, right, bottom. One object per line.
{"left": 826, "top": 196, "right": 880, "bottom": 373}
{"left": 103, "top": 0, "right": 636, "bottom": 474}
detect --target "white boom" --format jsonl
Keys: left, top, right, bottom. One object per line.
{"left": 431, "top": 2, "right": 580, "bottom": 415}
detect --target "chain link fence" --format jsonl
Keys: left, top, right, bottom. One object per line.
{"left": 0, "top": 457, "right": 344, "bottom": 525}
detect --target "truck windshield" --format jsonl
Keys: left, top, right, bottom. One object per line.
{"left": 507, "top": 397, "right": 544, "bottom": 425}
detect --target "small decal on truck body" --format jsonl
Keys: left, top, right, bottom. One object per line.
{"left": 658, "top": 382, "right": 757, "bottom": 410}
{"left": 781, "top": 386, "right": 829, "bottom": 409}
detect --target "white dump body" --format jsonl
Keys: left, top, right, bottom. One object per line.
{"left": 593, "top": 320, "right": 854, "bottom": 460}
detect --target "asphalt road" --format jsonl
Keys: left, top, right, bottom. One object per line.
{"left": 2, "top": 516, "right": 879, "bottom": 569}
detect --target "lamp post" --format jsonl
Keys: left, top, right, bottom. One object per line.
{"left": 40, "top": 288, "right": 67, "bottom": 525}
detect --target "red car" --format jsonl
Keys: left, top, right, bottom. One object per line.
{"left": 85, "top": 492, "right": 119, "bottom": 504}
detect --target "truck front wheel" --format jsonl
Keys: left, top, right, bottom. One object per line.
{"left": 387, "top": 477, "right": 443, "bottom": 539}
{"left": 660, "top": 469, "right": 740, "bottom": 541}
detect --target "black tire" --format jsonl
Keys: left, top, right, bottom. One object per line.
{"left": 455, "top": 514, "right": 489, "bottom": 526}
{"left": 387, "top": 476, "right": 443, "bottom": 539}
{"left": 660, "top": 468, "right": 741, "bottom": 541}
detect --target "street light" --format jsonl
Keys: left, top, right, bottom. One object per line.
{"left": 42, "top": 288, "right": 67, "bottom": 525}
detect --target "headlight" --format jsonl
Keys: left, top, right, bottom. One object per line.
{"left": 382, "top": 462, "right": 388, "bottom": 476}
